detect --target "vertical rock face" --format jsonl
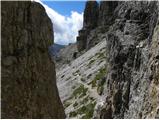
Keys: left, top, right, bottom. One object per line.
{"left": 77, "top": 1, "right": 99, "bottom": 52}
{"left": 76, "top": 1, "right": 159, "bottom": 119}
{"left": 98, "top": 1, "right": 118, "bottom": 26}
{"left": 77, "top": 1, "right": 118, "bottom": 52}
{"left": 1, "top": 1, "right": 65, "bottom": 118}
{"left": 100, "top": 1, "right": 159, "bottom": 119}
{"left": 83, "top": 1, "right": 99, "bottom": 29}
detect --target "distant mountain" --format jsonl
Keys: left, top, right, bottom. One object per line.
{"left": 49, "top": 43, "right": 66, "bottom": 57}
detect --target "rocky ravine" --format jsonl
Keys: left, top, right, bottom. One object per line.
{"left": 57, "top": 1, "right": 159, "bottom": 119}
{"left": 1, "top": 1, "right": 65, "bottom": 118}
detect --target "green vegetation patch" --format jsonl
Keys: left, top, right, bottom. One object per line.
{"left": 89, "top": 79, "right": 97, "bottom": 88}
{"left": 95, "top": 67, "right": 106, "bottom": 82}
{"left": 71, "top": 101, "right": 96, "bottom": 118}
{"left": 88, "top": 59, "right": 96, "bottom": 67}
{"left": 89, "top": 67, "right": 106, "bottom": 88}
{"left": 96, "top": 52, "right": 106, "bottom": 59}
{"left": 80, "top": 95, "right": 89, "bottom": 105}
{"left": 77, "top": 106, "right": 87, "bottom": 114}
{"left": 73, "top": 101, "right": 78, "bottom": 107}
{"left": 69, "top": 99, "right": 96, "bottom": 118}
{"left": 80, "top": 101, "right": 97, "bottom": 119}
{"left": 63, "top": 101, "right": 71, "bottom": 108}
{"left": 69, "top": 111, "right": 78, "bottom": 117}
{"left": 80, "top": 95, "right": 95, "bottom": 106}
{"left": 72, "top": 84, "right": 88, "bottom": 98}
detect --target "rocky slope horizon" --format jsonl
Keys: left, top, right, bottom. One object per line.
{"left": 49, "top": 43, "right": 65, "bottom": 58}
{"left": 1, "top": 1, "right": 65, "bottom": 118}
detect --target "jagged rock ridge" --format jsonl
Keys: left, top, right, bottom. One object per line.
{"left": 1, "top": 1, "right": 65, "bottom": 118}
{"left": 77, "top": 1, "right": 118, "bottom": 51}
{"left": 75, "top": 1, "right": 159, "bottom": 119}
{"left": 77, "top": 1, "right": 99, "bottom": 51}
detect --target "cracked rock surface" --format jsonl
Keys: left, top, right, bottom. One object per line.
{"left": 1, "top": 1, "right": 65, "bottom": 118}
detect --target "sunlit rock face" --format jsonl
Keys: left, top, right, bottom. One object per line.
{"left": 75, "top": 1, "right": 159, "bottom": 119}
{"left": 100, "top": 1, "right": 159, "bottom": 119}
{"left": 1, "top": 1, "right": 65, "bottom": 118}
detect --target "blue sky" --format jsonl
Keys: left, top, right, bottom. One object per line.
{"left": 36, "top": 0, "right": 86, "bottom": 45}
{"left": 42, "top": 1, "right": 86, "bottom": 16}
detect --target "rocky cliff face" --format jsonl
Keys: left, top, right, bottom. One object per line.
{"left": 76, "top": 1, "right": 159, "bottom": 119}
{"left": 98, "top": 1, "right": 118, "bottom": 26}
{"left": 1, "top": 1, "right": 65, "bottom": 118}
{"left": 93, "top": 1, "right": 159, "bottom": 119}
{"left": 83, "top": 1, "right": 99, "bottom": 29}
{"left": 77, "top": 1, "right": 99, "bottom": 51}
{"left": 77, "top": 1, "right": 118, "bottom": 51}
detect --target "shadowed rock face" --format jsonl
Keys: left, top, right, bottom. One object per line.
{"left": 83, "top": 1, "right": 99, "bottom": 29}
{"left": 77, "top": 1, "right": 99, "bottom": 52}
{"left": 98, "top": 1, "right": 118, "bottom": 26}
{"left": 1, "top": 1, "right": 65, "bottom": 118}
{"left": 77, "top": 1, "right": 118, "bottom": 52}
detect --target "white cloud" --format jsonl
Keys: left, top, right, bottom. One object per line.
{"left": 35, "top": 0, "right": 83, "bottom": 45}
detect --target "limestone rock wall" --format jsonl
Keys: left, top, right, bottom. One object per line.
{"left": 99, "top": 1, "right": 159, "bottom": 119}
{"left": 98, "top": 1, "right": 118, "bottom": 26}
{"left": 76, "top": 1, "right": 159, "bottom": 119}
{"left": 77, "top": 1, "right": 118, "bottom": 51}
{"left": 83, "top": 1, "right": 99, "bottom": 29}
{"left": 1, "top": 1, "right": 65, "bottom": 118}
{"left": 77, "top": 1, "right": 99, "bottom": 51}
